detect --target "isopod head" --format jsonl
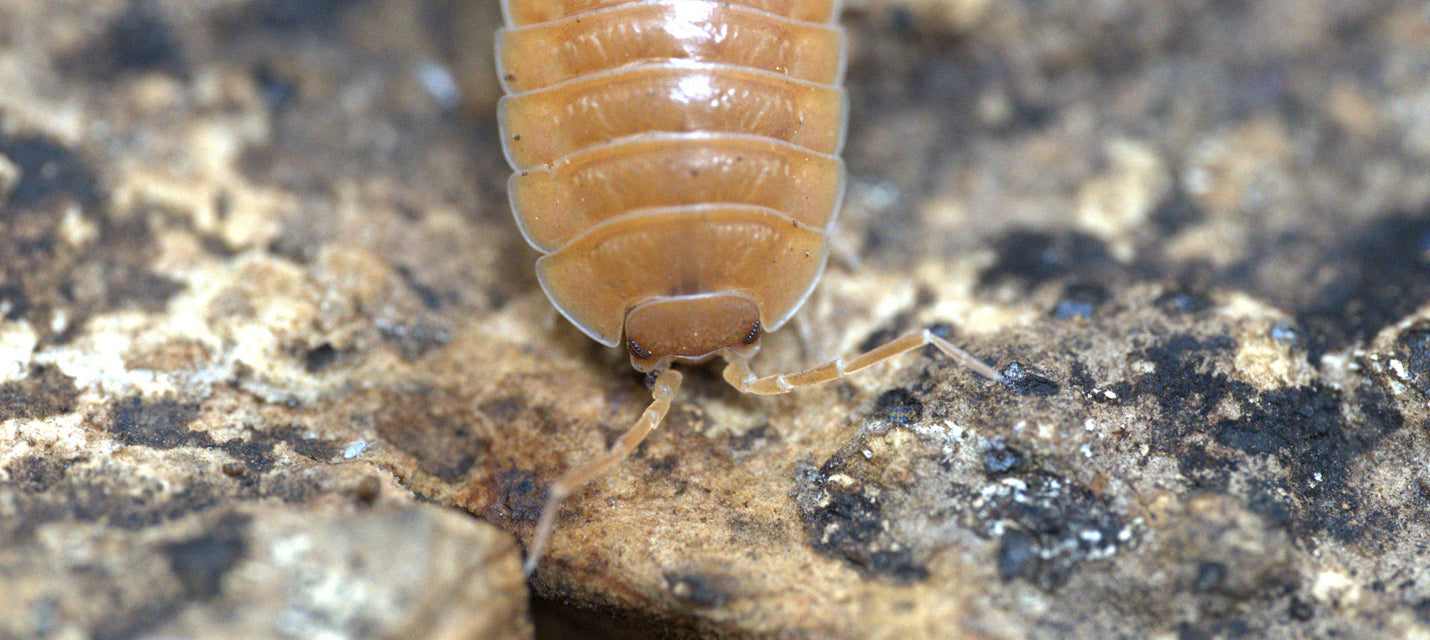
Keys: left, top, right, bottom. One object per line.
{"left": 623, "top": 292, "right": 762, "bottom": 372}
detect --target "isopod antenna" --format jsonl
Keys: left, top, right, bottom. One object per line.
{"left": 525, "top": 368, "right": 683, "bottom": 575}
{"left": 724, "top": 327, "right": 1002, "bottom": 394}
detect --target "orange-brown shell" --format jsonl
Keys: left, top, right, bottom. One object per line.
{"left": 503, "top": 0, "right": 840, "bottom": 27}
{"left": 498, "top": 0, "right": 846, "bottom": 355}
{"left": 496, "top": 2, "right": 845, "bottom": 94}
{"left": 499, "top": 60, "right": 846, "bottom": 170}
{"left": 537, "top": 205, "right": 827, "bottom": 343}
{"left": 510, "top": 132, "right": 844, "bottom": 252}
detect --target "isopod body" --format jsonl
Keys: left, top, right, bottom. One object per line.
{"left": 497, "top": 0, "right": 1000, "bottom": 573}
{"left": 498, "top": 0, "right": 849, "bottom": 363}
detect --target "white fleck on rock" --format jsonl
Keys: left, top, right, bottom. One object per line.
{"left": 0, "top": 321, "right": 39, "bottom": 384}
{"left": 1312, "top": 569, "right": 1361, "bottom": 608}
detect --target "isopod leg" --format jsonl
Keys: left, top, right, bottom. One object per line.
{"left": 723, "top": 328, "right": 1000, "bottom": 395}
{"left": 524, "top": 368, "right": 684, "bottom": 574}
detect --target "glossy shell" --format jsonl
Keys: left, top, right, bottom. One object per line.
{"left": 497, "top": 0, "right": 848, "bottom": 351}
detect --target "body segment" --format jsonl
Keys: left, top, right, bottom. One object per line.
{"left": 497, "top": 0, "right": 847, "bottom": 348}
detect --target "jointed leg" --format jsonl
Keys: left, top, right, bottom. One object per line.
{"left": 524, "top": 368, "right": 683, "bottom": 574}
{"left": 724, "top": 328, "right": 1000, "bottom": 395}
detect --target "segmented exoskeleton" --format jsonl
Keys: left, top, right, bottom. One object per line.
{"left": 495, "top": 0, "right": 1000, "bottom": 573}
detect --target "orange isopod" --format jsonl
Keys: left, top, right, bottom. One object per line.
{"left": 496, "top": 0, "right": 1002, "bottom": 573}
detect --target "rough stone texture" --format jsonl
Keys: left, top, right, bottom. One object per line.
{"left": 2, "top": 0, "right": 1429, "bottom": 639}
{"left": 0, "top": 497, "right": 531, "bottom": 640}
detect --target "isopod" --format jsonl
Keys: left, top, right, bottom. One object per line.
{"left": 496, "top": 0, "right": 1002, "bottom": 573}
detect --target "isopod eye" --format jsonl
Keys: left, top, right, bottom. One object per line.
{"left": 623, "top": 292, "right": 762, "bottom": 371}
{"left": 627, "top": 338, "right": 653, "bottom": 361}
{"left": 742, "top": 320, "right": 761, "bottom": 345}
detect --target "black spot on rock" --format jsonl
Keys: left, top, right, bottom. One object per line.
{"left": 73, "top": 215, "right": 186, "bottom": 316}
{"left": 1243, "top": 478, "right": 1296, "bottom": 532}
{"left": 266, "top": 424, "right": 341, "bottom": 461}
{"left": 1177, "top": 622, "right": 1211, "bottom": 640}
{"left": 1052, "top": 283, "right": 1109, "bottom": 319}
{"left": 977, "top": 230, "right": 1118, "bottom": 290}
{"left": 109, "top": 396, "right": 204, "bottom": 449}
{"left": 0, "top": 134, "right": 102, "bottom": 213}
{"left": 303, "top": 344, "right": 340, "bottom": 372}
{"left": 870, "top": 388, "right": 923, "bottom": 426}
{"left": 1129, "top": 334, "right": 1406, "bottom": 543}
{"left": 1210, "top": 384, "right": 1402, "bottom": 542}
{"left": 477, "top": 395, "right": 525, "bottom": 423}
{"left": 1150, "top": 182, "right": 1206, "bottom": 235}
{"left": 163, "top": 512, "right": 250, "bottom": 600}
{"left": 1210, "top": 385, "right": 1342, "bottom": 457}
{"left": 0, "top": 365, "right": 78, "bottom": 422}
{"left": 990, "top": 94, "right": 1058, "bottom": 136}
{"left": 215, "top": 434, "right": 277, "bottom": 476}
{"left": 1413, "top": 598, "right": 1430, "bottom": 624}
{"left": 352, "top": 475, "right": 381, "bottom": 504}
{"left": 999, "top": 361, "right": 1060, "bottom": 396}
{"left": 252, "top": 61, "right": 299, "bottom": 111}
{"left": 1194, "top": 561, "right": 1229, "bottom": 592}
{"left": 1, "top": 458, "right": 320, "bottom": 544}
{"left": 103, "top": 267, "right": 186, "bottom": 312}
{"left": 857, "top": 326, "right": 901, "bottom": 355}
{"left": 1288, "top": 596, "right": 1314, "bottom": 621}
{"left": 262, "top": 211, "right": 327, "bottom": 264}
{"left": 645, "top": 454, "right": 679, "bottom": 475}
{"left": 983, "top": 440, "right": 1027, "bottom": 476}
{"left": 728, "top": 423, "right": 776, "bottom": 453}
{"left": 0, "top": 283, "right": 25, "bottom": 321}
{"left": 211, "top": 0, "right": 367, "bottom": 34}
{"left": 1155, "top": 290, "right": 1213, "bottom": 314}
{"left": 60, "top": 1, "right": 186, "bottom": 80}
{"left": 996, "top": 528, "right": 1039, "bottom": 582}
{"left": 0, "top": 165, "right": 183, "bottom": 339}
{"left": 3, "top": 456, "right": 86, "bottom": 493}
{"left": 396, "top": 264, "right": 449, "bottom": 310}
{"left": 422, "top": 438, "right": 482, "bottom": 482}
{"left": 378, "top": 321, "right": 450, "bottom": 360}
{"left": 1388, "top": 323, "right": 1430, "bottom": 396}
{"left": 1293, "top": 213, "right": 1430, "bottom": 361}
{"left": 1177, "top": 444, "right": 1235, "bottom": 493}
{"left": 800, "top": 468, "right": 928, "bottom": 582}
{"left": 974, "top": 471, "right": 1129, "bottom": 591}
{"left": 487, "top": 469, "right": 542, "bottom": 523}
{"left": 375, "top": 386, "right": 489, "bottom": 483}
{"left": 0, "top": 142, "right": 96, "bottom": 342}
{"left": 1132, "top": 335, "right": 1238, "bottom": 417}
{"left": 663, "top": 572, "right": 732, "bottom": 608}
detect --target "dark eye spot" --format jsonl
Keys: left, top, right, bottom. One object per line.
{"left": 627, "top": 338, "right": 652, "bottom": 359}
{"left": 743, "top": 321, "right": 761, "bottom": 345}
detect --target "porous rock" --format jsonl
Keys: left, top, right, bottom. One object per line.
{"left": 2, "top": 0, "right": 1429, "bottom": 639}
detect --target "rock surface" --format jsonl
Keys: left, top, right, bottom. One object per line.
{"left": 2, "top": 0, "right": 1429, "bottom": 639}
{"left": 0, "top": 497, "right": 531, "bottom": 640}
